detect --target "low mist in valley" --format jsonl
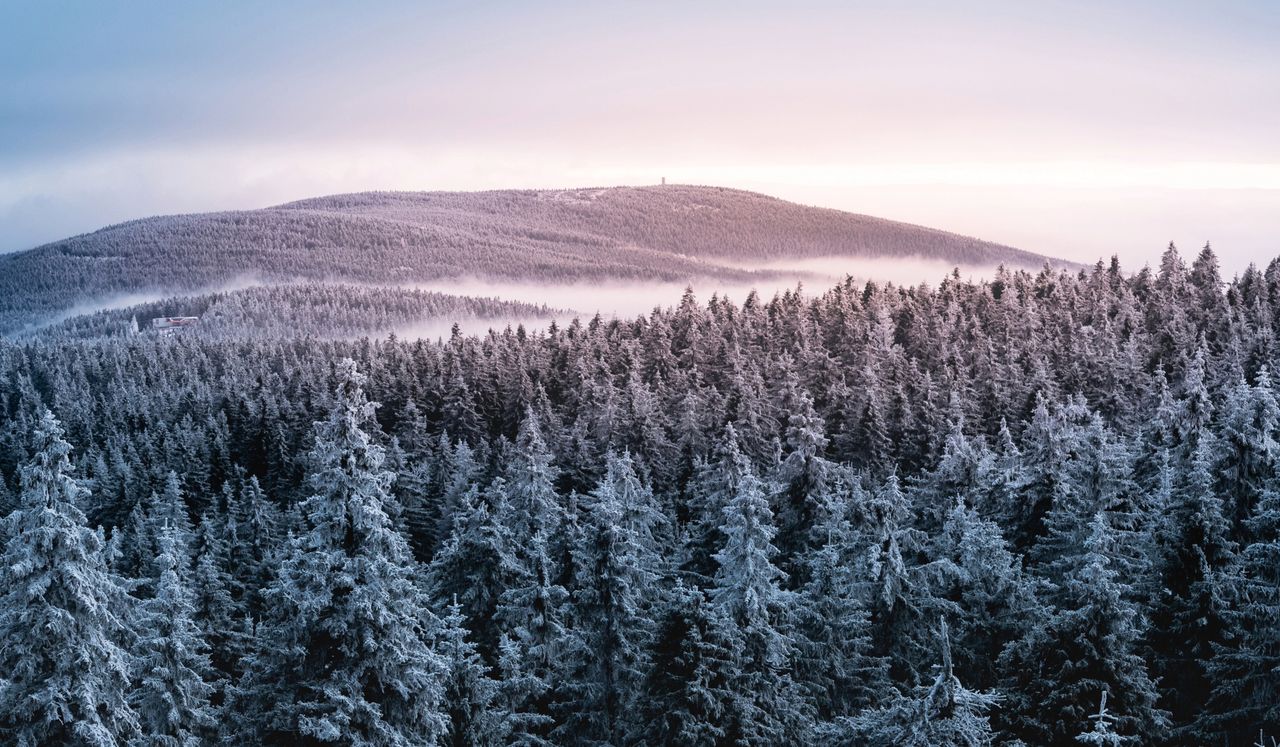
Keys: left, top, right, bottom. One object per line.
{"left": 31, "top": 256, "right": 1032, "bottom": 341}
{"left": 402, "top": 255, "right": 1021, "bottom": 336}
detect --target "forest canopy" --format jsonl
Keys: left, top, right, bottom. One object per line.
{"left": 0, "top": 243, "right": 1277, "bottom": 745}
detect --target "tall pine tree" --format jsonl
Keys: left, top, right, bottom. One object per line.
{"left": 235, "top": 360, "right": 447, "bottom": 745}
{"left": 1000, "top": 513, "right": 1168, "bottom": 746}
{"left": 130, "top": 525, "right": 217, "bottom": 746}
{"left": 0, "top": 409, "right": 140, "bottom": 746}
{"left": 710, "top": 449, "right": 812, "bottom": 744}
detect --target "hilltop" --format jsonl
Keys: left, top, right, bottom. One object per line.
{"left": 0, "top": 185, "right": 1070, "bottom": 335}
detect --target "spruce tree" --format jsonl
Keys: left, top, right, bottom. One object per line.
{"left": 432, "top": 437, "right": 483, "bottom": 546}
{"left": 934, "top": 498, "right": 1043, "bottom": 692}
{"left": 842, "top": 620, "right": 999, "bottom": 747}
{"left": 188, "top": 513, "right": 248, "bottom": 687}
{"left": 1218, "top": 368, "right": 1279, "bottom": 536}
{"left": 1013, "top": 392, "right": 1063, "bottom": 550}
{"left": 492, "top": 527, "right": 568, "bottom": 746}
{"left": 863, "top": 473, "right": 933, "bottom": 686}
{"left": 439, "top": 599, "right": 507, "bottom": 747}
{"left": 599, "top": 449, "right": 668, "bottom": 561}
{"left": 502, "top": 410, "right": 564, "bottom": 544}
{"left": 1148, "top": 434, "right": 1237, "bottom": 744}
{"left": 226, "top": 473, "right": 280, "bottom": 618}
{"left": 773, "top": 375, "right": 836, "bottom": 576}
{"left": 129, "top": 525, "right": 217, "bottom": 746}
{"left": 150, "top": 471, "right": 195, "bottom": 555}
{"left": 1033, "top": 400, "right": 1136, "bottom": 591}
{"left": 999, "top": 513, "right": 1168, "bottom": 746}
{"left": 683, "top": 424, "right": 751, "bottom": 584}
{"left": 553, "top": 461, "right": 661, "bottom": 745}
{"left": 1075, "top": 691, "right": 1125, "bottom": 746}
{"left": 710, "top": 452, "right": 812, "bottom": 744}
{"left": 235, "top": 360, "right": 447, "bottom": 745}
{"left": 0, "top": 409, "right": 140, "bottom": 746}
{"left": 636, "top": 581, "right": 737, "bottom": 745}
{"left": 427, "top": 480, "right": 524, "bottom": 663}
{"left": 1207, "top": 480, "right": 1280, "bottom": 741}
{"left": 793, "top": 489, "right": 885, "bottom": 719}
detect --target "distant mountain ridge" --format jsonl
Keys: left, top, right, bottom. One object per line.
{"left": 0, "top": 185, "right": 1071, "bottom": 335}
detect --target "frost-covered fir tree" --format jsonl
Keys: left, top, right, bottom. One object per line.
{"left": 150, "top": 471, "right": 195, "bottom": 554}
{"left": 0, "top": 409, "right": 139, "bottom": 746}
{"left": 1075, "top": 691, "right": 1125, "bottom": 747}
{"left": 637, "top": 581, "right": 737, "bottom": 745}
{"left": 553, "top": 460, "right": 661, "bottom": 745}
{"left": 439, "top": 599, "right": 508, "bottom": 747}
{"left": 682, "top": 423, "right": 752, "bottom": 584}
{"left": 1148, "top": 433, "right": 1237, "bottom": 744}
{"left": 599, "top": 449, "right": 669, "bottom": 561}
{"left": 987, "top": 416, "right": 1027, "bottom": 528}
{"left": 112, "top": 472, "right": 195, "bottom": 588}
{"left": 1012, "top": 392, "right": 1064, "bottom": 551}
{"left": 999, "top": 513, "right": 1168, "bottom": 746}
{"left": 129, "top": 525, "right": 217, "bottom": 746}
{"left": 1217, "top": 368, "right": 1280, "bottom": 536}
{"left": 234, "top": 360, "right": 447, "bottom": 745}
{"left": 492, "top": 527, "right": 568, "bottom": 745}
{"left": 773, "top": 372, "right": 837, "bottom": 578}
{"left": 863, "top": 473, "right": 934, "bottom": 686}
{"left": 933, "top": 497, "right": 1044, "bottom": 692}
{"left": 709, "top": 450, "right": 812, "bottom": 744}
{"left": 919, "top": 403, "right": 998, "bottom": 519}
{"left": 489, "top": 428, "right": 569, "bottom": 737}
{"left": 0, "top": 473, "right": 15, "bottom": 524}
{"left": 440, "top": 353, "right": 484, "bottom": 444}
{"left": 188, "top": 512, "right": 248, "bottom": 686}
{"left": 1207, "top": 479, "right": 1280, "bottom": 741}
{"left": 1032, "top": 399, "right": 1137, "bottom": 591}
{"left": 388, "top": 400, "right": 435, "bottom": 556}
{"left": 501, "top": 409, "right": 564, "bottom": 544}
{"left": 427, "top": 480, "right": 524, "bottom": 663}
{"left": 839, "top": 620, "right": 999, "bottom": 747}
{"left": 225, "top": 473, "right": 280, "bottom": 618}
{"left": 793, "top": 488, "right": 886, "bottom": 719}
{"left": 432, "top": 436, "right": 483, "bottom": 548}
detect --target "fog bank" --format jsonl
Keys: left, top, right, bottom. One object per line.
{"left": 406, "top": 256, "right": 1017, "bottom": 330}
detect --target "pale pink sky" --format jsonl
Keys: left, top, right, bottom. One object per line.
{"left": 2, "top": 1, "right": 1277, "bottom": 271}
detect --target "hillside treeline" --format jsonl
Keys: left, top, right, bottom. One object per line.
{"left": 0, "top": 186, "right": 1056, "bottom": 334}
{"left": 33, "top": 283, "right": 560, "bottom": 341}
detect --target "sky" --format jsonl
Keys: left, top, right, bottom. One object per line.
{"left": 2, "top": 0, "right": 1278, "bottom": 272}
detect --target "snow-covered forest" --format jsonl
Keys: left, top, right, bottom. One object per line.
{"left": 31, "top": 283, "right": 562, "bottom": 342}
{"left": 1, "top": 243, "right": 1278, "bottom": 745}
{"left": 0, "top": 186, "right": 1062, "bottom": 335}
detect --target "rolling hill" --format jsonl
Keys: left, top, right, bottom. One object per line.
{"left": 0, "top": 185, "right": 1071, "bottom": 335}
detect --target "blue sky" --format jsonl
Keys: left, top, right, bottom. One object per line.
{"left": 2, "top": 0, "right": 1278, "bottom": 270}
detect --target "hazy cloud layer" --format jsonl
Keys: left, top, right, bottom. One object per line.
{"left": 404, "top": 255, "right": 1017, "bottom": 332}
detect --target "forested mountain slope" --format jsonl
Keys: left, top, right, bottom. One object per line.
{"left": 276, "top": 185, "right": 1055, "bottom": 265}
{"left": 0, "top": 185, "right": 1065, "bottom": 334}
{"left": 31, "top": 283, "right": 562, "bottom": 341}
{"left": 1, "top": 245, "right": 1278, "bottom": 745}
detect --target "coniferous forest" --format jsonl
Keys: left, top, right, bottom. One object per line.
{"left": 0, "top": 186, "right": 1054, "bottom": 336}
{"left": 3, "top": 243, "right": 1280, "bottom": 746}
